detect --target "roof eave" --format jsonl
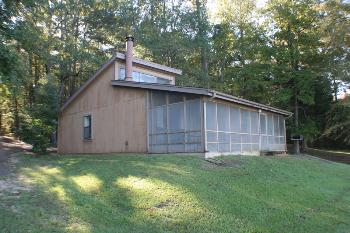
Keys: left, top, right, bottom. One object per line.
{"left": 210, "top": 91, "right": 292, "bottom": 116}
{"left": 110, "top": 80, "right": 292, "bottom": 117}
{"left": 111, "top": 80, "right": 210, "bottom": 96}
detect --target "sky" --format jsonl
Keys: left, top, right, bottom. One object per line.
{"left": 207, "top": 0, "right": 268, "bottom": 23}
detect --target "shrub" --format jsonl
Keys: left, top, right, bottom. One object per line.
{"left": 19, "top": 119, "right": 54, "bottom": 154}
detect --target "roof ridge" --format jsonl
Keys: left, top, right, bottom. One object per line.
{"left": 115, "top": 52, "right": 182, "bottom": 75}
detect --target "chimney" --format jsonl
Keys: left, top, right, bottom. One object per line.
{"left": 125, "top": 36, "right": 134, "bottom": 81}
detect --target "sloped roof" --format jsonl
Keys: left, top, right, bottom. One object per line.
{"left": 111, "top": 80, "right": 292, "bottom": 116}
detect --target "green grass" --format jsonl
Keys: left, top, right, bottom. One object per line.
{"left": 1, "top": 154, "right": 350, "bottom": 233}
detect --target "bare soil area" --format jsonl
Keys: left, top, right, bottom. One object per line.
{"left": 0, "top": 136, "right": 31, "bottom": 177}
{"left": 0, "top": 136, "right": 33, "bottom": 197}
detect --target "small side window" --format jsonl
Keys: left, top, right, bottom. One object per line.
{"left": 83, "top": 115, "right": 92, "bottom": 140}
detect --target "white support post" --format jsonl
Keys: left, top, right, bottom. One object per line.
{"left": 146, "top": 91, "right": 150, "bottom": 153}
{"left": 184, "top": 97, "right": 187, "bottom": 152}
{"left": 258, "top": 110, "right": 261, "bottom": 152}
{"left": 203, "top": 100, "right": 207, "bottom": 152}
{"left": 284, "top": 117, "right": 287, "bottom": 153}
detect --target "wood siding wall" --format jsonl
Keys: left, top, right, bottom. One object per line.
{"left": 58, "top": 63, "right": 148, "bottom": 154}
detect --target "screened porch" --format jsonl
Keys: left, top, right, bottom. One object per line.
{"left": 147, "top": 90, "right": 286, "bottom": 155}
{"left": 204, "top": 101, "right": 286, "bottom": 155}
{"left": 147, "top": 91, "right": 204, "bottom": 153}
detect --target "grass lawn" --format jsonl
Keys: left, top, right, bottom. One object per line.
{"left": 1, "top": 154, "right": 350, "bottom": 233}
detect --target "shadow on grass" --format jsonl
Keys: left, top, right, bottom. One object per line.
{"left": 4, "top": 154, "right": 350, "bottom": 233}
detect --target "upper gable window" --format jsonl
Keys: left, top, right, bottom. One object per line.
{"left": 118, "top": 67, "right": 171, "bottom": 84}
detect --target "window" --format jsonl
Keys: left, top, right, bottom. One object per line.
{"left": 83, "top": 115, "right": 92, "bottom": 140}
{"left": 118, "top": 67, "right": 171, "bottom": 84}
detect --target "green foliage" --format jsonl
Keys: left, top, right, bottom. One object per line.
{"left": 0, "top": 0, "right": 348, "bottom": 149}
{"left": 319, "top": 98, "right": 350, "bottom": 148}
{"left": 18, "top": 75, "right": 58, "bottom": 153}
{"left": 0, "top": 83, "right": 13, "bottom": 135}
{"left": 19, "top": 118, "right": 53, "bottom": 154}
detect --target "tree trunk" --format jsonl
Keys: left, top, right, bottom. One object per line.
{"left": 294, "top": 90, "right": 300, "bottom": 154}
{"left": 200, "top": 47, "right": 209, "bottom": 87}
{"left": 333, "top": 76, "right": 338, "bottom": 101}
{"left": 195, "top": 0, "right": 209, "bottom": 87}
{"left": 287, "top": 21, "right": 300, "bottom": 154}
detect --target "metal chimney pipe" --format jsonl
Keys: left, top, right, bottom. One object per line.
{"left": 125, "top": 36, "right": 134, "bottom": 81}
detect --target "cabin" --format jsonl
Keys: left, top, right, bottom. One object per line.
{"left": 58, "top": 36, "right": 292, "bottom": 157}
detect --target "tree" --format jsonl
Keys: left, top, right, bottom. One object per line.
{"left": 265, "top": 0, "right": 333, "bottom": 152}
{"left": 0, "top": 83, "right": 12, "bottom": 135}
{"left": 319, "top": 0, "right": 350, "bottom": 100}
{"left": 211, "top": 0, "right": 273, "bottom": 103}
{"left": 320, "top": 96, "right": 350, "bottom": 148}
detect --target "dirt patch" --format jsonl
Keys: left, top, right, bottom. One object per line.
{"left": 0, "top": 152, "right": 33, "bottom": 215}
{"left": 0, "top": 136, "right": 31, "bottom": 177}
{"left": 0, "top": 137, "right": 33, "bottom": 199}
{"left": 0, "top": 175, "right": 32, "bottom": 194}
{"left": 147, "top": 199, "right": 176, "bottom": 212}
{"left": 204, "top": 158, "right": 242, "bottom": 168}
{"left": 154, "top": 199, "right": 172, "bottom": 209}
{"left": 0, "top": 155, "right": 33, "bottom": 196}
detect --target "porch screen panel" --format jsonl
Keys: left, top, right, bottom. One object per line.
{"left": 149, "top": 91, "right": 203, "bottom": 153}
{"left": 206, "top": 102, "right": 217, "bottom": 130}
{"left": 278, "top": 116, "right": 286, "bottom": 150}
{"left": 279, "top": 116, "right": 286, "bottom": 148}
{"left": 205, "top": 101, "right": 287, "bottom": 154}
{"left": 218, "top": 105, "right": 230, "bottom": 152}
{"left": 206, "top": 102, "right": 218, "bottom": 151}
{"left": 260, "top": 114, "right": 268, "bottom": 150}
{"left": 261, "top": 113, "right": 286, "bottom": 151}
{"left": 150, "top": 105, "right": 168, "bottom": 153}
{"left": 168, "top": 103, "right": 184, "bottom": 132}
{"left": 205, "top": 101, "right": 260, "bottom": 154}
{"left": 230, "top": 108, "right": 241, "bottom": 153}
{"left": 250, "top": 111, "right": 259, "bottom": 152}
{"left": 241, "top": 110, "right": 250, "bottom": 134}
{"left": 260, "top": 114, "right": 267, "bottom": 135}
{"left": 186, "top": 99, "right": 202, "bottom": 152}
